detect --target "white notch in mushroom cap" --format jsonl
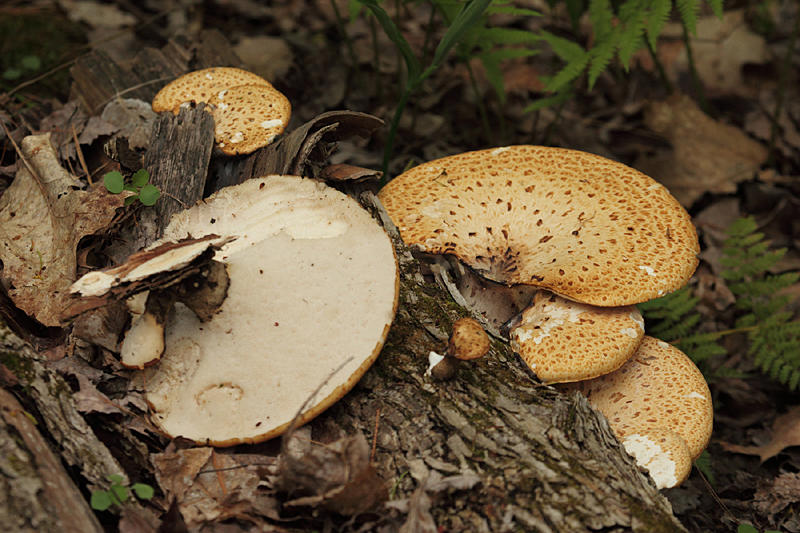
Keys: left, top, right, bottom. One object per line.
{"left": 510, "top": 291, "right": 644, "bottom": 383}
{"left": 151, "top": 67, "right": 274, "bottom": 113}
{"left": 378, "top": 146, "right": 699, "bottom": 307}
{"left": 561, "top": 336, "right": 713, "bottom": 461}
{"left": 140, "top": 175, "right": 399, "bottom": 446}
{"left": 622, "top": 428, "right": 692, "bottom": 489}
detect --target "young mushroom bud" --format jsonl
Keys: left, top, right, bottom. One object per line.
{"left": 427, "top": 317, "right": 490, "bottom": 380}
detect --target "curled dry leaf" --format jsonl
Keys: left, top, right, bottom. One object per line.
{"left": 0, "top": 134, "right": 126, "bottom": 326}
{"left": 719, "top": 405, "right": 800, "bottom": 463}
{"left": 636, "top": 94, "right": 768, "bottom": 207}
{"left": 280, "top": 431, "right": 387, "bottom": 516}
{"left": 151, "top": 447, "right": 279, "bottom": 528}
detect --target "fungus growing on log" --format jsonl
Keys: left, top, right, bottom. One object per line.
{"left": 72, "top": 175, "right": 399, "bottom": 446}
{"left": 561, "top": 337, "right": 713, "bottom": 488}
{"left": 427, "top": 317, "right": 491, "bottom": 380}
{"left": 151, "top": 67, "right": 291, "bottom": 155}
{"left": 378, "top": 145, "right": 710, "bottom": 487}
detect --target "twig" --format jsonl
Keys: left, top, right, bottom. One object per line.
{"left": 370, "top": 407, "right": 381, "bottom": 462}
{"left": 71, "top": 124, "right": 92, "bottom": 185}
{"left": 768, "top": 11, "right": 800, "bottom": 166}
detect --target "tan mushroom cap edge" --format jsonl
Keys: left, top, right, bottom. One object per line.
{"left": 137, "top": 175, "right": 399, "bottom": 447}
{"left": 510, "top": 290, "right": 644, "bottom": 384}
{"left": 561, "top": 336, "right": 713, "bottom": 460}
{"left": 378, "top": 145, "right": 699, "bottom": 307}
{"left": 209, "top": 84, "right": 291, "bottom": 155}
{"left": 151, "top": 67, "right": 273, "bottom": 113}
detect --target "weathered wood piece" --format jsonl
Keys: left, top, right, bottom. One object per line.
{"left": 0, "top": 386, "right": 103, "bottom": 533}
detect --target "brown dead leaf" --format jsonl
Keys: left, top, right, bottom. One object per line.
{"left": 754, "top": 472, "right": 800, "bottom": 516}
{"left": 719, "top": 405, "right": 800, "bottom": 462}
{"left": 319, "top": 163, "right": 381, "bottom": 183}
{"left": 0, "top": 134, "right": 126, "bottom": 326}
{"left": 635, "top": 94, "right": 768, "bottom": 207}
{"left": 280, "top": 430, "right": 387, "bottom": 516}
{"left": 152, "top": 447, "right": 279, "bottom": 528}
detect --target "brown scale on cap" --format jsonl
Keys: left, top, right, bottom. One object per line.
{"left": 209, "top": 84, "right": 291, "bottom": 155}
{"left": 562, "top": 336, "right": 713, "bottom": 460}
{"left": 151, "top": 67, "right": 273, "bottom": 113}
{"left": 621, "top": 428, "right": 692, "bottom": 489}
{"left": 510, "top": 291, "right": 644, "bottom": 384}
{"left": 378, "top": 146, "right": 699, "bottom": 307}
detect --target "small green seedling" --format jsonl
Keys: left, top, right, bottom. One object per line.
{"left": 103, "top": 169, "right": 161, "bottom": 206}
{"left": 2, "top": 54, "right": 42, "bottom": 81}
{"left": 90, "top": 474, "right": 154, "bottom": 511}
{"left": 737, "top": 524, "right": 781, "bottom": 533}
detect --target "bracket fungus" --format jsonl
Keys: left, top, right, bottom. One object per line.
{"left": 561, "top": 337, "right": 713, "bottom": 488}
{"left": 71, "top": 175, "right": 399, "bottom": 446}
{"left": 151, "top": 67, "right": 291, "bottom": 155}
{"left": 379, "top": 145, "right": 711, "bottom": 486}
{"left": 378, "top": 145, "right": 699, "bottom": 307}
{"left": 510, "top": 291, "right": 644, "bottom": 384}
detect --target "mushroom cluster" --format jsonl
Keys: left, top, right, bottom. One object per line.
{"left": 72, "top": 175, "right": 399, "bottom": 446}
{"left": 152, "top": 67, "right": 291, "bottom": 155}
{"left": 378, "top": 145, "right": 712, "bottom": 489}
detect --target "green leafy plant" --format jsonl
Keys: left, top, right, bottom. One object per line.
{"left": 640, "top": 217, "right": 800, "bottom": 390}
{"left": 737, "top": 524, "right": 781, "bottom": 533}
{"left": 528, "top": 0, "right": 724, "bottom": 112}
{"left": 90, "top": 474, "right": 154, "bottom": 511}
{"left": 2, "top": 54, "right": 41, "bottom": 81}
{"left": 103, "top": 169, "right": 161, "bottom": 206}
{"left": 355, "top": 0, "right": 494, "bottom": 176}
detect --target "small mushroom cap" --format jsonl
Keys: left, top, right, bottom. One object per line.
{"left": 378, "top": 146, "right": 699, "bottom": 307}
{"left": 562, "top": 336, "right": 713, "bottom": 459}
{"left": 622, "top": 428, "right": 692, "bottom": 489}
{"left": 447, "top": 317, "right": 490, "bottom": 360}
{"left": 152, "top": 67, "right": 273, "bottom": 113}
{"left": 209, "top": 84, "right": 291, "bottom": 155}
{"left": 510, "top": 291, "right": 644, "bottom": 383}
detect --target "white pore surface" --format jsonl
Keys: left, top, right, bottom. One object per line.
{"left": 143, "top": 176, "right": 397, "bottom": 444}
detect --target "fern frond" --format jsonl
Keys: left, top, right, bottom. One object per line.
{"left": 706, "top": 0, "right": 724, "bottom": 19}
{"left": 589, "top": 0, "right": 614, "bottom": 39}
{"left": 587, "top": 34, "right": 618, "bottom": 88}
{"left": 645, "top": 0, "right": 672, "bottom": 51}
{"left": 676, "top": 0, "right": 700, "bottom": 35}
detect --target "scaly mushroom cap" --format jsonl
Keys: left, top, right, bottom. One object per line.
{"left": 140, "top": 175, "right": 399, "bottom": 446}
{"left": 152, "top": 67, "right": 273, "bottom": 113}
{"left": 447, "top": 317, "right": 490, "bottom": 360}
{"left": 622, "top": 428, "right": 692, "bottom": 489}
{"left": 209, "top": 84, "right": 291, "bottom": 155}
{"left": 378, "top": 146, "right": 699, "bottom": 307}
{"left": 510, "top": 291, "right": 644, "bottom": 383}
{"left": 563, "top": 336, "right": 713, "bottom": 460}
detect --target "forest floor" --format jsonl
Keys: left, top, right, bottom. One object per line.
{"left": 1, "top": 1, "right": 799, "bottom": 532}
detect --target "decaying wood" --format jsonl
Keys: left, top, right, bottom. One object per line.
{"left": 0, "top": 386, "right": 102, "bottom": 533}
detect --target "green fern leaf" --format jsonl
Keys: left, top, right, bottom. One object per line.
{"left": 538, "top": 30, "right": 588, "bottom": 63}
{"left": 706, "top": 0, "right": 724, "bottom": 19}
{"left": 645, "top": 0, "right": 672, "bottom": 51}
{"left": 676, "top": 0, "right": 700, "bottom": 35}
{"left": 616, "top": 0, "right": 648, "bottom": 69}
{"left": 587, "top": 33, "right": 618, "bottom": 88}
{"left": 588, "top": 0, "right": 614, "bottom": 39}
